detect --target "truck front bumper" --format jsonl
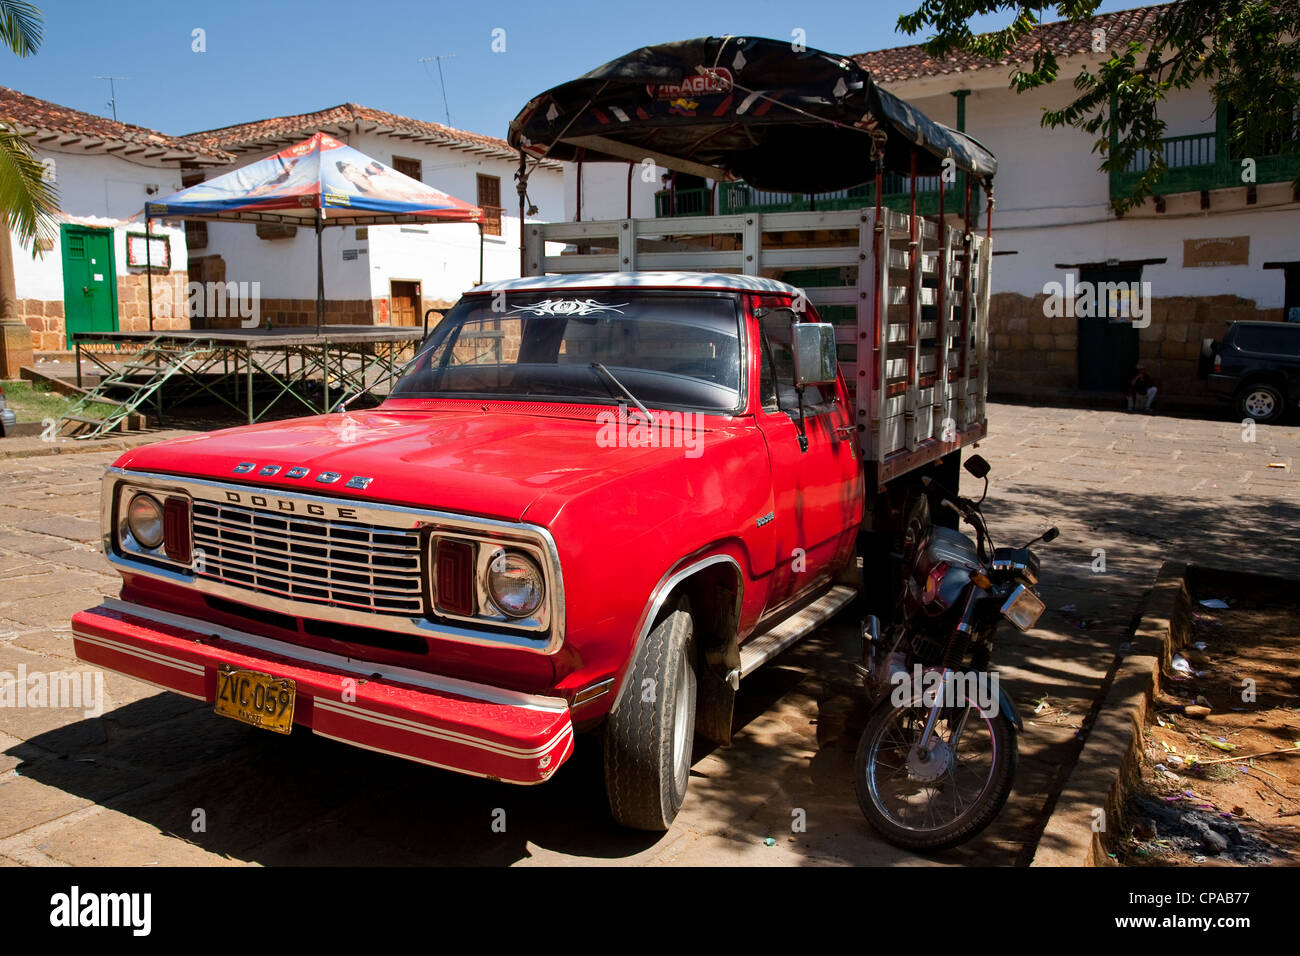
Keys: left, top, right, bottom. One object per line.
{"left": 72, "top": 599, "right": 575, "bottom": 785}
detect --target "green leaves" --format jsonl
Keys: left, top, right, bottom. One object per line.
{"left": 0, "top": 0, "right": 43, "bottom": 57}
{"left": 0, "top": 3, "right": 57, "bottom": 249}
{"left": 0, "top": 123, "right": 58, "bottom": 250}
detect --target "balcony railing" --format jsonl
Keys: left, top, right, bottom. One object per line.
{"left": 1109, "top": 130, "right": 1298, "bottom": 199}
{"left": 654, "top": 175, "right": 984, "bottom": 220}
{"left": 653, "top": 187, "right": 712, "bottom": 217}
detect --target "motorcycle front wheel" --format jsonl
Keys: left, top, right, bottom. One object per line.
{"left": 854, "top": 696, "right": 1017, "bottom": 851}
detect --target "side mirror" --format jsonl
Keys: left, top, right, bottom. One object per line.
{"left": 792, "top": 322, "right": 838, "bottom": 387}
{"left": 963, "top": 454, "right": 990, "bottom": 479}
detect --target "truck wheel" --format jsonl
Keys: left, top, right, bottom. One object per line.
{"left": 604, "top": 598, "right": 697, "bottom": 831}
{"left": 1236, "top": 383, "right": 1285, "bottom": 424}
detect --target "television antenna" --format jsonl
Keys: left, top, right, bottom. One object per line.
{"left": 95, "top": 75, "right": 129, "bottom": 121}
{"left": 417, "top": 55, "right": 455, "bottom": 127}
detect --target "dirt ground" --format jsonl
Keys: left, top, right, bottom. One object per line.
{"left": 1121, "top": 582, "right": 1300, "bottom": 866}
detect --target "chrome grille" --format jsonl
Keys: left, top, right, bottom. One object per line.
{"left": 192, "top": 500, "right": 423, "bottom": 616}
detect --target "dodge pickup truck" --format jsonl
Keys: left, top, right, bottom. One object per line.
{"left": 75, "top": 34, "right": 999, "bottom": 831}
{"left": 73, "top": 272, "right": 873, "bottom": 830}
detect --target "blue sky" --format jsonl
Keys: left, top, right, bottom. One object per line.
{"left": 6, "top": 0, "right": 1160, "bottom": 142}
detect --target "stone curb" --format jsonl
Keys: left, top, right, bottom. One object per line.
{"left": 1029, "top": 560, "right": 1188, "bottom": 867}
{"left": 0, "top": 430, "right": 195, "bottom": 460}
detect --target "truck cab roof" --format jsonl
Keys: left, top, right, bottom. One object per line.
{"left": 470, "top": 272, "right": 803, "bottom": 297}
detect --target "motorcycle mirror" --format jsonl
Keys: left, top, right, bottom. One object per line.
{"left": 1042, "top": 527, "right": 1060, "bottom": 543}
{"left": 963, "top": 454, "right": 991, "bottom": 479}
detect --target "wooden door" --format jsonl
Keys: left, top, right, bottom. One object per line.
{"left": 390, "top": 280, "right": 420, "bottom": 326}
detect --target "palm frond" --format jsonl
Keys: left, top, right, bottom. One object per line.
{"left": 0, "top": 0, "right": 43, "bottom": 57}
{"left": 0, "top": 121, "right": 60, "bottom": 250}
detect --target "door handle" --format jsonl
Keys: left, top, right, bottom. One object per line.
{"left": 82, "top": 286, "right": 90, "bottom": 294}
{"left": 835, "top": 425, "right": 856, "bottom": 438}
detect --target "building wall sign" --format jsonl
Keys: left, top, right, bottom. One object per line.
{"left": 126, "top": 233, "right": 171, "bottom": 270}
{"left": 1183, "top": 236, "right": 1250, "bottom": 268}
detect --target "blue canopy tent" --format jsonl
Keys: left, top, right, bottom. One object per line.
{"left": 143, "top": 131, "right": 484, "bottom": 331}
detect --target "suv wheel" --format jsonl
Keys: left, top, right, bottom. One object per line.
{"left": 1236, "top": 383, "right": 1285, "bottom": 424}
{"left": 603, "top": 597, "right": 697, "bottom": 831}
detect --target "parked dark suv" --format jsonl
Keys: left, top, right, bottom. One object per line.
{"left": 1201, "top": 322, "right": 1300, "bottom": 424}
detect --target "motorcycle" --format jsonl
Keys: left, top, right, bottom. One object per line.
{"left": 853, "top": 454, "right": 1057, "bottom": 851}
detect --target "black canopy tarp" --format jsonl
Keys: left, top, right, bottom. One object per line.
{"left": 509, "top": 35, "right": 997, "bottom": 194}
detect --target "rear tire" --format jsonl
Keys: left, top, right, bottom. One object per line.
{"left": 1236, "top": 382, "right": 1285, "bottom": 424}
{"left": 604, "top": 598, "right": 698, "bottom": 831}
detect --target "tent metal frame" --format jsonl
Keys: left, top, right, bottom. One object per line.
{"left": 62, "top": 328, "right": 423, "bottom": 439}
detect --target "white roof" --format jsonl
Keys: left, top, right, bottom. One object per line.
{"left": 472, "top": 272, "right": 801, "bottom": 295}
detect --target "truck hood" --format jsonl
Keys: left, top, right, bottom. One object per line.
{"left": 115, "top": 404, "right": 740, "bottom": 524}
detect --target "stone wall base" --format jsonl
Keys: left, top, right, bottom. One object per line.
{"left": 988, "top": 292, "right": 1283, "bottom": 399}
{"left": 195, "top": 297, "right": 373, "bottom": 330}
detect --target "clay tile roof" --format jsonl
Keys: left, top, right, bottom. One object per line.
{"left": 854, "top": 2, "right": 1176, "bottom": 83}
{"left": 183, "top": 102, "right": 561, "bottom": 169}
{"left": 0, "top": 85, "right": 233, "bottom": 163}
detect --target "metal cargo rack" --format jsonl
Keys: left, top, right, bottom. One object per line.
{"left": 523, "top": 207, "right": 991, "bottom": 487}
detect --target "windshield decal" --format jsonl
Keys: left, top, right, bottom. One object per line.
{"left": 505, "top": 298, "right": 629, "bottom": 317}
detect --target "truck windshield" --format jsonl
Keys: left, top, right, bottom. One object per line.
{"left": 390, "top": 291, "right": 743, "bottom": 412}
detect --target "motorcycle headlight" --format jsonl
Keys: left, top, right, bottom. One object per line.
{"left": 126, "top": 493, "right": 165, "bottom": 550}
{"left": 1001, "top": 583, "right": 1046, "bottom": 631}
{"left": 486, "top": 550, "right": 545, "bottom": 619}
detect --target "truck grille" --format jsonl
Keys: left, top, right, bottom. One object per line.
{"left": 191, "top": 500, "right": 424, "bottom": 616}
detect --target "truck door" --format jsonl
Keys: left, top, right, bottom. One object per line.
{"left": 753, "top": 306, "right": 864, "bottom": 613}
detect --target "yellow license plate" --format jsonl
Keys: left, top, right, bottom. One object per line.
{"left": 215, "top": 667, "right": 296, "bottom": 734}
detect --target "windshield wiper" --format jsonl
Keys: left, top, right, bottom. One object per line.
{"left": 590, "top": 363, "right": 654, "bottom": 423}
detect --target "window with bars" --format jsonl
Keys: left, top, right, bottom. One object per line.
{"left": 477, "top": 174, "right": 502, "bottom": 236}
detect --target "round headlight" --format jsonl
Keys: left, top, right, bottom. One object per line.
{"left": 486, "top": 550, "right": 545, "bottom": 619}
{"left": 127, "top": 493, "right": 165, "bottom": 550}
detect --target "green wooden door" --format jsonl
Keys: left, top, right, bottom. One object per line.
{"left": 1076, "top": 265, "right": 1141, "bottom": 392}
{"left": 61, "top": 225, "right": 118, "bottom": 346}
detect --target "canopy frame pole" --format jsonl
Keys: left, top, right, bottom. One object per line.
{"left": 936, "top": 169, "right": 948, "bottom": 418}
{"left": 575, "top": 148, "right": 585, "bottom": 222}
{"left": 315, "top": 209, "right": 325, "bottom": 333}
{"left": 478, "top": 221, "right": 485, "bottom": 284}
{"left": 869, "top": 130, "right": 887, "bottom": 460}
{"left": 906, "top": 148, "right": 920, "bottom": 448}
{"left": 626, "top": 161, "right": 633, "bottom": 219}
{"left": 964, "top": 176, "right": 973, "bottom": 237}
{"left": 516, "top": 148, "right": 529, "bottom": 276}
{"left": 145, "top": 216, "right": 154, "bottom": 332}
{"left": 984, "top": 177, "right": 995, "bottom": 240}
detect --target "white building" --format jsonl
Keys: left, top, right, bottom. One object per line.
{"left": 2, "top": 85, "right": 229, "bottom": 351}
{"left": 853, "top": 2, "right": 1299, "bottom": 402}
{"left": 4, "top": 90, "right": 565, "bottom": 351}
{"left": 179, "top": 104, "right": 564, "bottom": 328}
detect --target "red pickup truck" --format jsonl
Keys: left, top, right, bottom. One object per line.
{"left": 72, "top": 272, "right": 880, "bottom": 828}
{"left": 75, "top": 36, "right": 999, "bottom": 831}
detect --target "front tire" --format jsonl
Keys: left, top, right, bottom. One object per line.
{"left": 854, "top": 694, "right": 1017, "bottom": 851}
{"left": 604, "top": 599, "right": 698, "bottom": 831}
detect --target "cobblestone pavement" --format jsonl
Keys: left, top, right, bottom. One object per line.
{"left": 0, "top": 404, "right": 1295, "bottom": 866}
